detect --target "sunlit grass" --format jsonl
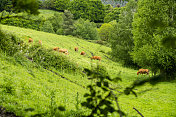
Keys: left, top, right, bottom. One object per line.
{"left": 0, "top": 24, "right": 176, "bottom": 117}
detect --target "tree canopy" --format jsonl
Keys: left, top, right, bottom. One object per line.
{"left": 12, "top": 0, "right": 39, "bottom": 15}
{"left": 132, "top": 0, "right": 176, "bottom": 77}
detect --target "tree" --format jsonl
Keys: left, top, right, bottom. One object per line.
{"left": 12, "top": 0, "right": 39, "bottom": 15}
{"left": 54, "top": 0, "right": 70, "bottom": 12}
{"left": 0, "top": 0, "right": 13, "bottom": 12}
{"left": 110, "top": 0, "right": 137, "bottom": 66}
{"left": 132, "top": 0, "right": 176, "bottom": 77}
{"left": 87, "top": 0, "right": 105, "bottom": 23}
{"left": 48, "top": 12, "right": 64, "bottom": 33}
{"left": 73, "top": 18, "right": 100, "bottom": 40}
{"left": 98, "top": 23, "right": 113, "bottom": 41}
{"left": 68, "top": 0, "right": 105, "bottom": 23}
{"left": 62, "top": 10, "right": 74, "bottom": 35}
{"left": 40, "top": 20, "right": 55, "bottom": 33}
{"left": 104, "top": 7, "right": 120, "bottom": 23}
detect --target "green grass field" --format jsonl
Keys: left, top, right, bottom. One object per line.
{"left": 0, "top": 24, "right": 176, "bottom": 117}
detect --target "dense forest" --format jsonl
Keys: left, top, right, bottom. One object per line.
{"left": 0, "top": 0, "right": 175, "bottom": 116}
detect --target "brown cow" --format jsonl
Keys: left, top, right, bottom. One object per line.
{"left": 80, "top": 51, "right": 86, "bottom": 55}
{"left": 64, "top": 52, "right": 69, "bottom": 55}
{"left": 59, "top": 49, "right": 68, "bottom": 53}
{"left": 74, "top": 47, "right": 78, "bottom": 52}
{"left": 91, "top": 56, "right": 101, "bottom": 61}
{"left": 39, "top": 40, "right": 42, "bottom": 45}
{"left": 28, "top": 38, "right": 33, "bottom": 43}
{"left": 137, "top": 69, "right": 149, "bottom": 75}
{"left": 53, "top": 47, "right": 59, "bottom": 51}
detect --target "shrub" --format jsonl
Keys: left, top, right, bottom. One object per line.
{"left": 69, "top": 0, "right": 105, "bottom": 23}
{"left": 54, "top": 0, "right": 70, "bottom": 12}
{"left": 62, "top": 10, "right": 74, "bottom": 35}
{"left": 0, "top": 11, "right": 44, "bottom": 31}
{"left": 40, "top": 20, "right": 55, "bottom": 33}
{"left": 26, "top": 44, "right": 79, "bottom": 72}
{"left": 73, "top": 18, "right": 100, "bottom": 40}
{"left": 98, "top": 23, "right": 113, "bottom": 41}
{"left": 0, "top": 29, "right": 22, "bottom": 56}
{"left": 104, "top": 7, "right": 120, "bottom": 23}
{"left": 48, "top": 12, "right": 64, "bottom": 34}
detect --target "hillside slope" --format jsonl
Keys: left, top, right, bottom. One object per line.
{"left": 0, "top": 24, "right": 176, "bottom": 117}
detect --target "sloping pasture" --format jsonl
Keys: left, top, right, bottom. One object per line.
{"left": 1, "top": 24, "right": 176, "bottom": 117}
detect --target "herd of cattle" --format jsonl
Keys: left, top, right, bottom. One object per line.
{"left": 28, "top": 38, "right": 150, "bottom": 76}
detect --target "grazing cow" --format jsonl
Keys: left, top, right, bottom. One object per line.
{"left": 53, "top": 47, "right": 59, "bottom": 51}
{"left": 74, "top": 47, "right": 78, "bottom": 52}
{"left": 59, "top": 49, "right": 68, "bottom": 53}
{"left": 137, "top": 69, "right": 149, "bottom": 75}
{"left": 80, "top": 51, "right": 86, "bottom": 55}
{"left": 91, "top": 56, "right": 101, "bottom": 61}
{"left": 28, "top": 38, "right": 33, "bottom": 43}
{"left": 39, "top": 40, "right": 42, "bottom": 45}
{"left": 65, "top": 52, "right": 69, "bottom": 55}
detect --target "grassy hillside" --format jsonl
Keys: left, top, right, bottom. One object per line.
{"left": 0, "top": 24, "right": 176, "bottom": 117}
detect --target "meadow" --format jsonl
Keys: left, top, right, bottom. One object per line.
{"left": 0, "top": 24, "right": 176, "bottom": 117}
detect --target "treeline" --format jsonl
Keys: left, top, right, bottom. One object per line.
{"left": 0, "top": 0, "right": 120, "bottom": 44}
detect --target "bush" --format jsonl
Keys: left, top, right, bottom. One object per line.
{"left": 40, "top": 20, "right": 55, "bottom": 33}
{"left": 48, "top": 12, "right": 64, "bottom": 34}
{"left": 0, "top": 11, "right": 44, "bottom": 31}
{"left": 110, "top": 0, "right": 137, "bottom": 67}
{"left": 26, "top": 44, "right": 79, "bottom": 72}
{"left": 54, "top": 0, "right": 70, "bottom": 12}
{"left": 0, "top": 29, "right": 23, "bottom": 56}
{"left": 69, "top": 0, "right": 105, "bottom": 22}
{"left": 104, "top": 7, "right": 120, "bottom": 23}
{"left": 73, "top": 18, "right": 100, "bottom": 40}
{"left": 98, "top": 23, "right": 113, "bottom": 41}
{"left": 62, "top": 10, "right": 74, "bottom": 35}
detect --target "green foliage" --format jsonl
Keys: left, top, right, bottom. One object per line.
{"left": 0, "top": 29, "right": 22, "bottom": 56}
{"left": 73, "top": 18, "right": 100, "bottom": 40}
{"left": 26, "top": 44, "right": 78, "bottom": 72}
{"left": 39, "top": 0, "right": 57, "bottom": 10}
{"left": 87, "top": 0, "right": 105, "bottom": 23}
{"left": 110, "top": 0, "right": 137, "bottom": 66}
{"left": 68, "top": 0, "right": 89, "bottom": 20}
{"left": 104, "top": 7, "right": 120, "bottom": 23}
{"left": 54, "top": 0, "right": 70, "bottom": 12}
{"left": 48, "top": 12, "right": 64, "bottom": 33}
{"left": 0, "top": 0, "right": 13, "bottom": 12}
{"left": 12, "top": 0, "right": 39, "bottom": 15}
{"left": 0, "top": 11, "right": 44, "bottom": 31}
{"left": 40, "top": 20, "right": 55, "bottom": 33}
{"left": 98, "top": 23, "right": 113, "bottom": 41}
{"left": 132, "top": 0, "right": 176, "bottom": 77}
{"left": 81, "top": 65, "right": 125, "bottom": 117}
{"left": 62, "top": 10, "right": 74, "bottom": 35}
{"left": 0, "top": 23, "right": 176, "bottom": 117}
{"left": 69, "top": 0, "right": 105, "bottom": 23}
{"left": 104, "top": 4, "right": 113, "bottom": 15}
